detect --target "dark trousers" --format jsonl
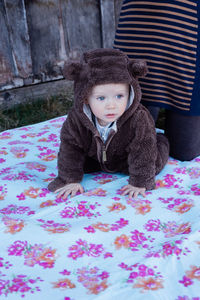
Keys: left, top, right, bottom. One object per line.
{"left": 146, "top": 106, "right": 200, "bottom": 161}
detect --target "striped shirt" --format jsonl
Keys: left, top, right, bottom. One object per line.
{"left": 114, "top": 0, "right": 200, "bottom": 115}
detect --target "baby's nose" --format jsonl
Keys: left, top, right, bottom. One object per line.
{"left": 106, "top": 98, "right": 116, "bottom": 108}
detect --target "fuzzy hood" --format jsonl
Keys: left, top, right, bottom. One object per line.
{"left": 62, "top": 48, "right": 148, "bottom": 127}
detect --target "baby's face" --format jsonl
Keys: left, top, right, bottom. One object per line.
{"left": 87, "top": 83, "right": 129, "bottom": 126}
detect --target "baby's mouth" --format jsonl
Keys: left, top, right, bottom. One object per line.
{"left": 105, "top": 114, "right": 116, "bottom": 118}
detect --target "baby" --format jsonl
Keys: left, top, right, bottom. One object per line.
{"left": 48, "top": 48, "right": 169, "bottom": 199}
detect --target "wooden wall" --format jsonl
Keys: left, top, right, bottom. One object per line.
{"left": 0, "top": 0, "right": 123, "bottom": 92}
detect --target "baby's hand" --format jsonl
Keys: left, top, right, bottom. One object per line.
{"left": 121, "top": 184, "right": 146, "bottom": 199}
{"left": 55, "top": 183, "right": 84, "bottom": 199}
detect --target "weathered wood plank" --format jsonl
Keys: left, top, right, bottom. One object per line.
{"left": 0, "top": 0, "right": 14, "bottom": 87}
{"left": 4, "top": 0, "right": 33, "bottom": 79}
{"left": 24, "top": 0, "right": 62, "bottom": 80}
{"left": 61, "top": 0, "right": 101, "bottom": 52}
{"left": 100, "top": 0, "right": 116, "bottom": 48}
{"left": 0, "top": 79, "right": 72, "bottom": 109}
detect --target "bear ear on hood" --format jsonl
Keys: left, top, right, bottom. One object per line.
{"left": 129, "top": 59, "right": 148, "bottom": 78}
{"left": 62, "top": 60, "right": 83, "bottom": 81}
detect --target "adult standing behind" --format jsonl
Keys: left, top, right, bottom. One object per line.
{"left": 114, "top": 0, "right": 200, "bottom": 161}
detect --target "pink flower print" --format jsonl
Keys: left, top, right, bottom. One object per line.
{"left": 114, "top": 234, "right": 130, "bottom": 249}
{"left": 68, "top": 239, "right": 104, "bottom": 260}
{"left": 10, "top": 147, "right": 29, "bottom": 158}
{"left": 129, "top": 272, "right": 138, "bottom": 280}
{"left": 108, "top": 202, "right": 126, "bottom": 212}
{"left": 2, "top": 216, "right": 25, "bottom": 234}
{"left": 84, "top": 226, "right": 96, "bottom": 233}
{"left": 147, "top": 268, "right": 155, "bottom": 276}
{"left": 0, "top": 150, "right": 7, "bottom": 163}
{"left": 52, "top": 278, "right": 76, "bottom": 289}
{"left": 158, "top": 197, "right": 194, "bottom": 214}
{"left": 156, "top": 174, "right": 180, "bottom": 188}
{"left": 87, "top": 243, "right": 104, "bottom": 257}
{"left": 190, "top": 184, "right": 200, "bottom": 195}
{"left": 162, "top": 222, "right": 191, "bottom": 238}
{"left": 8, "top": 140, "right": 33, "bottom": 145}
{"left": 60, "top": 201, "right": 101, "bottom": 219}
{"left": 167, "top": 157, "right": 179, "bottom": 165}
{"left": 110, "top": 218, "right": 129, "bottom": 231}
{"left": 133, "top": 277, "right": 164, "bottom": 291}
{"left": 175, "top": 201, "right": 194, "bottom": 214}
{"left": 21, "top": 132, "right": 36, "bottom": 138}
{"left": 0, "top": 184, "right": 7, "bottom": 200}
{"left": 8, "top": 241, "right": 57, "bottom": 269}
{"left": 0, "top": 149, "right": 8, "bottom": 155}
{"left": 77, "top": 266, "right": 110, "bottom": 295}
{"left": 8, "top": 240, "right": 28, "bottom": 256}
{"left": 162, "top": 243, "right": 174, "bottom": 256}
{"left": 24, "top": 187, "right": 40, "bottom": 198}
{"left": 174, "top": 167, "right": 187, "bottom": 175}
{"left": 112, "top": 197, "right": 121, "bottom": 201}
{"left": 151, "top": 240, "right": 191, "bottom": 259}
{"left": 38, "top": 133, "right": 58, "bottom": 143}
{"left": 24, "top": 244, "right": 57, "bottom": 268}
{"left": 0, "top": 257, "right": 12, "bottom": 269}
{"left": 93, "top": 223, "right": 110, "bottom": 232}
{"left": 119, "top": 262, "right": 162, "bottom": 290}
{"left": 92, "top": 173, "right": 118, "bottom": 184}
{"left": 0, "top": 274, "right": 43, "bottom": 297}
{"left": 36, "top": 247, "right": 57, "bottom": 268}
{"left": 25, "top": 162, "right": 46, "bottom": 172}
{"left": 84, "top": 188, "right": 107, "bottom": 197}
{"left": 84, "top": 218, "right": 129, "bottom": 233}
{"left": 0, "top": 132, "right": 12, "bottom": 139}
{"left": 103, "top": 252, "right": 113, "bottom": 258}
{"left": 144, "top": 219, "right": 161, "bottom": 232}
{"left": 38, "top": 219, "right": 71, "bottom": 233}
{"left": 50, "top": 116, "right": 66, "bottom": 123}
{"left": 16, "top": 193, "right": 26, "bottom": 201}
{"left": 2, "top": 171, "right": 35, "bottom": 182}
{"left": 129, "top": 230, "right": 149, "bottom": 251}
{"left": 176, "top": 297, "right": 199, "bottom": 300}
{"left": 60, "top": 269, "right": 71, "bottom": 276}
{"left": 99, "top": 271, "right": 109, "bottom": 280}
{"left": 179, "top": 276, "right": 193, "bottom": 287}
{"left": 187, "top": 167, "right": 200, "bottom": 179}
{"left": 38, "top": 149, "right": 57, "bottom": 161}
{"left": 127, "top": 198, "right": 152, "bottom": 214}
{"left": 0, "top": 167, "right": 11, "bottom": 176}
{"left": 60, "top": 207, "right": 75, "bottom": 218}
{"left": 186, "top": 265, "right": 200, "bottom": 281}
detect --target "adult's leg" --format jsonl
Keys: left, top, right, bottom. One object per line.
{"left": 143, "top": 105, "right": 160, "bottom": 123}
{"left": 165, "top": 110, "right": 200, "bottom": 161}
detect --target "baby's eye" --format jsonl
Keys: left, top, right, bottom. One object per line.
{"left": 116, "top": 94, "right": 123, "bottom": 99}
{"left": 97, "top": 96, "right": 105, "bottom": 101}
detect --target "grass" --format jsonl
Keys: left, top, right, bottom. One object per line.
{"left": 0, "top": 90, "right": 165, "bottom": 132}
{"left": 0, "top": 92, "right": 73, "bottom": 132}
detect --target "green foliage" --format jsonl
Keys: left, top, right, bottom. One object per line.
{"left": 0, "top": 93, "right": 73, "bottom": 132}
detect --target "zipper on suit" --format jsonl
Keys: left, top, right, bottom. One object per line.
{"left": 102, "top": 146, "right": 107, "bottom": 162}
{"left": 95, "top": 130, "right": 115, "bottom": 167}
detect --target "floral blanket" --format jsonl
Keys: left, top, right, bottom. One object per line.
{"left": 0, "top": 116, "right": 200, "bottom": 300}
